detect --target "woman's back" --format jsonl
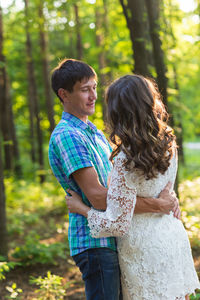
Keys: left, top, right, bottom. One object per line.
{"left": 116, "top": 150, "right": 199, "bottom": 300}
{"left": 120, "top": 149, "right": 177, "bottom": 198}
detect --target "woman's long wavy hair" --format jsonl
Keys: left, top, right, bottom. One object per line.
{"left": 106, "top": 74, "right": 176, "bottom": 180}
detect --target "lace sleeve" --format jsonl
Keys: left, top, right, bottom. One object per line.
{"left": 87, "top": 154, "right": 137, "bottom": 238}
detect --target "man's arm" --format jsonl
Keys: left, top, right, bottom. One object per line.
{"left": 72, "top": 166, "right": 107, "bottom": 210}
{"left": 135, "top": 182, "right": 175, "bottom": 213}
{"left": 134, "top": 182, "right": 180, "bottom": 218}
{"left": 72, "top": 167, "right": 180, "bottom": 217}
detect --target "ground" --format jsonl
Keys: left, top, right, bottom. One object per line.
{"left": 1, "top": 173, "right": 200, "bottom": 299}
{"left": 0, "top": 245, "right": 199, "bottom": 299}
{"left": 0, "top": 257, "right": 85, "bottom": 299}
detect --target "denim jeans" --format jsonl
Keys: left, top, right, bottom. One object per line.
{"left": 73, "top": 248, "right": 122, "bottom": 300}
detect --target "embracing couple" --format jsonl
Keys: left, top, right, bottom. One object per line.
{"left": 49, "top": 59, "right": 199, "bottom": 300}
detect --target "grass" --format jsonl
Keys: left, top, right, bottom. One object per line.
{"left": 179, "top": 147, "right": 200, "bottom": 181}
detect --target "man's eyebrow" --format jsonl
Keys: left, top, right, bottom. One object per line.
{"left": 80, "top": 83, "right": 97, "bottom": 88}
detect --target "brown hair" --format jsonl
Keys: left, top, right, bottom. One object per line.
{"left": 106, "top": 74, "right": 176, "bottom": 180}
{"left": 51, "top": 58, "right": 97, "bottom": 102}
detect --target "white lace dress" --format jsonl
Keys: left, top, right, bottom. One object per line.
{"left": 87, "top": 151, "right": 200, "bottom": 300}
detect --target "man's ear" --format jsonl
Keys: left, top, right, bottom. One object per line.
{"left": 58, "top": 88, "right": 69, "bottom": 103}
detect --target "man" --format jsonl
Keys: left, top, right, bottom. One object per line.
{"left": 49, "top": 58, "right": 179, "bottom": 300}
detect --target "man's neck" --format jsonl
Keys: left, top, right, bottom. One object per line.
{"left": 63, "top": 109, "right": 88, "bottom": 123}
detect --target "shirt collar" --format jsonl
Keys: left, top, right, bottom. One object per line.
{"left": 61, "top": 112, "right": 97, "bottom": 133}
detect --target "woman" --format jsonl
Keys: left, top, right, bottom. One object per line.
{"left": 66, "top": 75, "right": 200, "bottom": 299}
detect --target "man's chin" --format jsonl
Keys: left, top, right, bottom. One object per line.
{"left": 88, "top": 109, "right": 95, "bottom": 116}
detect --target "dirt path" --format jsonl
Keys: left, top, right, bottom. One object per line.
{"left": 0, "top": 258, "right": 85, "bottom": 300}
{"left": 0, "top": 254, "right": 199, "bottom": 299}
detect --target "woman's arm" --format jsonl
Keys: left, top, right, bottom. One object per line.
{"left": 66, "top": 155, "right": 137, "bottom": 238}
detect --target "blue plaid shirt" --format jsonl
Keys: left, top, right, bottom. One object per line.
{"left": 48, "top": 112, "right": 117, "bottom": 256}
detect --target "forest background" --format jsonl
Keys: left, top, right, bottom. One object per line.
{"left": 0, "top": 0, "right": 200, "bottom": 299}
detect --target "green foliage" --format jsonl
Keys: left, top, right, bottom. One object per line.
{"left": 5, "top": 283, "right": 23, "bottom": 300}
{"left": 178, "top": 146, "right": 200, "bottom": 248}
{"left": 0, "top": 258, "right": 21, "bottom": 281}
{"left": 190, "top": 292, "right": 200, "bottom": 300}
{"left": 179, "top": 176, "right": 200, "bottom": 243}
{"left": 2, "top": 0, "right": 200, "bottom": 178}
{"left": 29, "top": 271, "right": 67, "bottom": 300}
{"left": 1, "top": 0, "right": 200, "bottom": 297}
{"left": 5, "top": 177, "right": 67, "bottom": 241}
{"left": 179, "top": 147, "right": 200, "bottom": 181}
{"left": 5, "top": 176, "right": 65, "bottom": 210}
{"left": 5, "top": 177, "right": 69, "bottom": 267}
{"left": 89, "top": 103, "right": 105, "bottom": 131}
{"left": 12, "top": 234, "right": 68, "bottom": 266}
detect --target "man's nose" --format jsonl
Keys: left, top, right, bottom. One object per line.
{"left": 89, "top": 89, "right": 97, "bottom": 100}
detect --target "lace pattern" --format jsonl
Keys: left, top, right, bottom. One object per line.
{"left": 87, "top": 155, "right": 137, "bottom": 237}
{"left": 88, "top": 150, "right": 200, "bottom": 299}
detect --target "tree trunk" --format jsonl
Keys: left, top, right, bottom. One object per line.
{"left": 7, "top": 79, "right": 22, "bottom": 176}
{"left": 25, "top": 0, "right": 45, "bottom": 183}
{"left": 0, "top": 6, "right": 13, "bottom": 171}
{"left": 0, "top": 5, "right": 8, "bottom": 244}
{"left": 74, "top": 3, "right": 83, "bottom": 60}
{"left": 0, "top": 6, "right": 8, "bottom": 234}
{"left": 95, "top": 2, "right": 107, "bottom": 120}
{"left": 0, "top": 138, "right": 7, "bottom": 258}
{"left": 34, "top": 96, "right": 45, "bottom": 184}
{"left": 145, "top": 0, "right": 168, "bottom": 106}
{"left": 38, "top": 0, "right": 55, "bottom": 133}
{"left": 24, "top": 0, "right": 36, "bottom": 163}
{"left": 168, "top": 0, "right": 184, "bottom": 164}
{"left": 119, "top": 0, "right": 150, "bottom": 76}
{"left": 102, "top": 0, "right": 113, "bottom": 85}
{"left": 172, "top": 65, "right": 184, "bottom": 164}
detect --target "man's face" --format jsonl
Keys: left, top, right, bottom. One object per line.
{"left": 63, "top": 77, "right": 97, "bottom": 122}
